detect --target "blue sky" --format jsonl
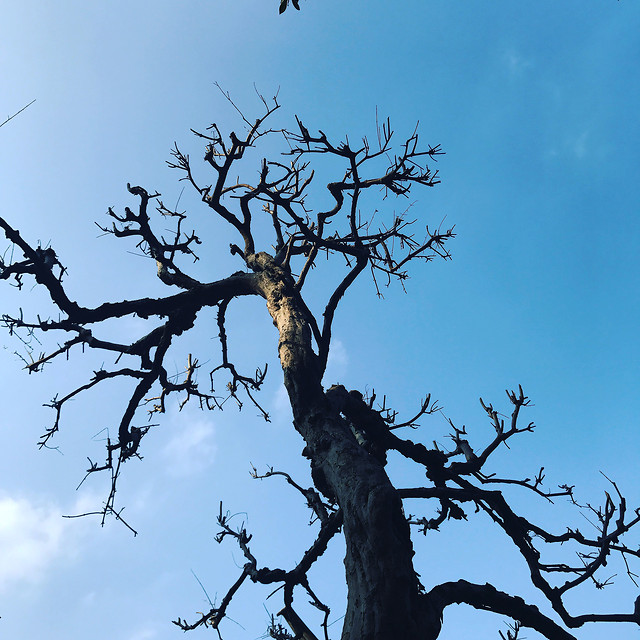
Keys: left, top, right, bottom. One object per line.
{"left": 1, "top": 1, "right": 639, "bottom": 639}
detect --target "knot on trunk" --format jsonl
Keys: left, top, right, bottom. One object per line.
{"left": 325, "top": 385, "right": 388, "bottom": 465}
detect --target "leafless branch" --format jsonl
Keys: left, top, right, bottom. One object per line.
{"left": 0, "top": 99, "right": 36, "bottom": 129}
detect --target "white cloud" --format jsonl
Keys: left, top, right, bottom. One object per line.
{"left": 503, "top": 49, "right": 533, "bottom": 77}
{"left": 162, "top": 408, "right": 217, "bottom": 477}
{"left": 272, "top": 383, "right": 292, "bottom": 424}
{"left": 324, "top": 338, "right": 348, "bottom": 384}
{"left": 547, "top": 129, "right": 592, "bottom": 163}
{"left": 0, "top": 492, "right": 91, "bottom": 592}
{"left": 571, "top": 130, "right": 589, "bottom": 159}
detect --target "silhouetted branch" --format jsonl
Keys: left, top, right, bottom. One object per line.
{"left": 0, "top": 99, "right": 36, "bottom": 129}
{"left": 427, "top": 581, "right": 578, "bottom": 640}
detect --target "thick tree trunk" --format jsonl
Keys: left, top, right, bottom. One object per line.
{"left": 319, "top": 432, "right": 438, "bottom": 639}
{"left": 254, "top": 253, "right": 441, "bottom": 640}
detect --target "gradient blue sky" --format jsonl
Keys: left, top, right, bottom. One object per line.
{"left": 1, "top": 2, "right": 639, "bottom": 639}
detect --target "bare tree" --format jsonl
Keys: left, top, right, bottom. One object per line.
{"left": 1, "top": 94, "right": 640, "bottom": 640}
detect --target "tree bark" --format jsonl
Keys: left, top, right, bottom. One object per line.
{"left": 253, "top": 252, "right": 440, "bottom": 640}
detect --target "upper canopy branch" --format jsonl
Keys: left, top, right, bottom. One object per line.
{"left": 168, "top": 96, "right": 453, "bottom": 347}
{"left": 97, "top": 183, "right": 201, "bottom": 290}
{"left": 158, "top": 96, "right": 455, "bottom": 390}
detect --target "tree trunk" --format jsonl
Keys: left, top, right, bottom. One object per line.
{"left": 254, "top": 253, "right": 441, "bottom": 640}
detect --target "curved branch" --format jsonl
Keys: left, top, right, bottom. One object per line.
{"left": 318, "top": 253, "right": 368, "bottom": 374}
{"left": 427, "top": 580, "right": 577, "bottom": 640}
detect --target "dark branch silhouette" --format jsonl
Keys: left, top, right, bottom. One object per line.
{"left": 0, "top": 99, "right": 36, "bottom": 129}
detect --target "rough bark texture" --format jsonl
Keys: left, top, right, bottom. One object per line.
{"left": 253, "top": 251, "right": 438, "bottom": 639}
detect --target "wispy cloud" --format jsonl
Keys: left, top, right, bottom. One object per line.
{"left": 324, "top": 338, "right": 348, "bottom": 384}
{"left": 503, "top": 49, "right": 533, "bottom": 77}
{"left": 272, "top": 383, "right": 292, "bottom": 425}
{"left": 571, "top": 129, "right": 590, "bottom": 159}
{"left": 162, "top": 406, "right": 217, "bottom": 477}
{"left": 547, "top": 128, "right": 592, "bottom": 162}
{"left": 0, "top": 492, "right": 91, "bottom": 592}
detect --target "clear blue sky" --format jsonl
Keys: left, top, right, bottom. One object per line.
{"left": 1, "top": 2, "right": 639, "bottom": 639}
